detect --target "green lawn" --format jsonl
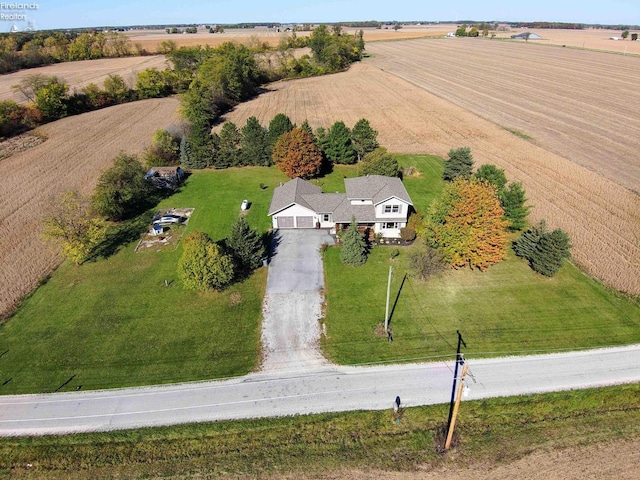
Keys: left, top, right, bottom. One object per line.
{"left": 0, "top": 167, "right": 290, "bottom": 395}
{"left": 322, "top": 155, "right": 640, "bottom": 364}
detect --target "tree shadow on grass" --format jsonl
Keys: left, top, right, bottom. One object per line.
{"left": 89, "top": 210, "right": 155, "bottom": 262}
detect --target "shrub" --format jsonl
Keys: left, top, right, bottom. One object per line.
{"left": 400, "top": 227, "right": 416, "bottom": 242}
{"left": 514, "top": 221, "right": 572, "bottom": 277}
{"left": 226, "top": 217, "right": 265, "bottom": 272}
{"left": 357, "top": 147, "right": 399, "bottom": 177}
{"left": 178, "top": 232, "right": 234, "bottom": 291}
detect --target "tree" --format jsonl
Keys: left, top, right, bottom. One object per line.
{"left": 513, "top": 221, "right": 571, "bottom": 277}
{"left": 469, "top": 26, "right": 479, "bottom": 37}
{"left": 178, "top": 232, "right": 234, "bottom": 291}
{"left": 136, "top": 68, "right": 171, "bottom": 99}
{"left": 426, "top": 178, "right": 509, "bottom": 271}
{"left": 325, "top": 121, "right": 356, "bottom": 164}
{"left": 350, "top": 118, "right": 378, "bottom": 161}
{"left": 42, "top": 190, "right": 107, "bottom": 265}
{"left": 474, "top": 164, "right": 507, "bottom": 192}
{"left": 500, "top": 181, "right": 530, "bottom": 231}
{"left": 92, "top": 153, "right": 152, "bottom": 221}
{"left": 407, "top": 241, "right": 447, "bottom": 281}
{"left": 340, "top": 216, "right": 368, "bottom": 266}
{"left": 143, "top": 129, "right": 181, "bottom": 167}
{"left": 455, "top": 25, "right": 467, "bottom": 37}
{"left": 621, "top": 30, "right": 629, "bottom": 39}
{"left": 529, "top": 228, "right": 571, "bottom": 277}
{"left": 443, "top": 147, "right": 474, "bottom": 181}
{"left": 215, "top": 121, "right": 242, "bottom": 167}
{"left": 267, "top": 113, "right": 294, "bottom": 150}
{"left": 357, "top": 147, "right": 399, "bottom": 177}
{"left": 103, "top": 73, "right": 131, "bottom": 103}
{"left": 180, "top": 134, "right": 193, "bottom": 167}
{"left": 240, "top": 116, "right": 269, "bottom": 166}
{"left": 226, "top": 217, "right": 265, "bottom": 271}
{"left": 34, "top": 77, "right": 68, "bottom": 121}
{"left": 12, "top": 73, "right": 49, "bottom": 102}
{"left": 272, "top": 127, "right": 323, "bottom": 179}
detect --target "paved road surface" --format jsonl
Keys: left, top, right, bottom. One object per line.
{"left": 1, "top": 345, "right": 639, "bottom": 436}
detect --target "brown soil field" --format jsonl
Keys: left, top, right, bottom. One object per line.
{"left": 0, "top": 97, "right": 180, "bottom": 317}
{"left": 366, "top": 38, "right": 640, "bottom": 193}
{"left": 0, "top": 55, "right": 167, "bottom": 104}
{"left": 268, "top": 438, "right": 640, "bottom": 480}
{"left": 219, "top": 61, "right": 640, "bottom": 296}
{"left": 125, "top": 25, "right": 640, "bottom": 55}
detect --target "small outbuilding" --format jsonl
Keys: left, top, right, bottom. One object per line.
{"left": 144, "top": 166, "right": 185, "bottom": 189}
{"left": 511, "top": 32, "right": 542, "bottom": 40}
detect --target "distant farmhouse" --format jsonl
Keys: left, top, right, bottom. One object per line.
{"left": 268, "top": 175, "right": 413, "bottom": 239}
{"left": 511, "top": 32, "right": 542, "bottom": 40}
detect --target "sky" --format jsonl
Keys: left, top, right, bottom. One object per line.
{"left": 2, "top": 0, "right": 639, "bottom": 32}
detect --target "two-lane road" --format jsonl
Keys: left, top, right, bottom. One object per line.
{"left": 1, "top": 345, "right": 639, "bottom": 436}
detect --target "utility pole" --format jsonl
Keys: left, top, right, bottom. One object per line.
{"left": 446, "top": 331, "right": 466, "bottom": 430}
{"left": 445, "top": 361, "right": 468, "bottom": 450}
{"left": 384, "top": 265, "right": 393, "bottom": 332}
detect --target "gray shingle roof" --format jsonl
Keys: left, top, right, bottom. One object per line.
{"left": 345, "top": 175, "right": 413, "bottom": 205}
{"left": 268, "top": 178, "right": 322, "bottom": 215}
{"left": 268, "top": 176, "right": 413, "bottom": 222}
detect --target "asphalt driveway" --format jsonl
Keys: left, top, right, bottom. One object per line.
{"left": 261, "top": 229, "right": 335, "bottom": 373}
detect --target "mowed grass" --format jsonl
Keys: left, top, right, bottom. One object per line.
{"left": 322, "top": 155, "right": 640, "bottom": 364}
{"left": 1, "top": 383, "right": 639, "bottom": 478}
{"left": 0, "top": 167, "right": 289, "bottom": 395}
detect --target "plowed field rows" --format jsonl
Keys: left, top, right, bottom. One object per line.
{"left": 221, "top": 61, "right": 640, "bottom": 295}
{"left": 0, "top": 97, "right": 180, "bottom": 317}
{"left": 367, "top": 38, "right": 640, "bottom": 193}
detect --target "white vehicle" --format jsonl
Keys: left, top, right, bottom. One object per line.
{"left": 153, "top": 214, "right": 183, "bottom": 225}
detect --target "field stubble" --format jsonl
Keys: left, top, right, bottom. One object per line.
{"left": 220, "top": 58, "right": 640, "bottom": 295}
{"left": 0, "top": 97, "right": 180, "bottom": 317}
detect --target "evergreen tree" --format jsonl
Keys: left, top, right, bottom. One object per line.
{"left": 500, "top": 182, "right": 530, "bottom": 231}
{"left": 350, "top": 118, "right": 378, "bottom": 161}
{"left": 529, "top": 228, "right": 571, "bottom": 277}
{"left": 226, "top": 217, "right": 265, "bottom": 271}
{"left": 183, "top": 124, "right": 212, "bottom": 169}
{"left": 267, "top": 113, "right": 294, "bottom": 150}
{"left": 180, "top": 134, "right": 192, "bottom": 166}
{"left": 325, "top": 120, "right": 356, "bottom": 165}
{"left": 340, "top": 216, "right": 368, "bottom": 266}
{"left": 443, "top": 147, "right": 474, "bottom": 181}
{"left": 240, "top": 116, "right": 269, "bottom": 166}
{"left": 300, "top": 119, "right": 314, "bottom": 138}
{"left": 216, "top": 121, "right": 242, "bottom": 167}
{"left": 513, "top": 221, "right": 546, "bottom": 259}
{"left": 474, "top": 164, "right": 507, "bottom": 192}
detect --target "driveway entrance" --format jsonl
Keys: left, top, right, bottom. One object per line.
{"left": 261, "top": 229, "right": 335, "bottom": 373}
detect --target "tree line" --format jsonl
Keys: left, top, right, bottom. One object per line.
{"left": 0, "top": 30, "right": 136, "bottom": 74}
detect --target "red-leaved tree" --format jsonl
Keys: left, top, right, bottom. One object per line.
{"left": 272, "top": 127, "right": 323, "bottom": 179}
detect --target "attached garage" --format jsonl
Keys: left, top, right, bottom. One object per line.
{"left": 276, "top": 216, "right": 294, "bottom": 228}
{"left": 296, "top": 216, "right": 314, "bottom": 228}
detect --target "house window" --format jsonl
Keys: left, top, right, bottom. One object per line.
{"left": 383, "top": 222, "right": 399, "bottom": 229}
{"left": 322, "top": 214, "right": 331, "bottom": 222}
{"left": 384, "top": 205, "right": 401, "bottom": 214}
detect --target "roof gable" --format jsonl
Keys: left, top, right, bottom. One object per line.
{"left": 345, "top": 175, "right": 413, "bottom": 205}
{"left": 268, "top": 178, "right": 322, "bottom": 215}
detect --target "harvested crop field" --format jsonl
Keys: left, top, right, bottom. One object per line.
{"left": 366, "top": 38, "right": 640, "bottom": 193}
{"left": 220, "top": 60, "right": 640, "bottom": 296}
{"left": 0, "top": 97, "right": 180, "bottom": 317}
{"left": 0, "top": 55, "right": 167, "bottom": 104}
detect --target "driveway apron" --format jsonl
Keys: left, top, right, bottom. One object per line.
{"left": 261, "top": 229, "right": 335, "bottom": 373}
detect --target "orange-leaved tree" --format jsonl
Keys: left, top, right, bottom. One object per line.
{"left": 426, "top": 178, "right": 509, "bottom": 271}
{"left": 272, "top": 127, "right": 323, "bottom": 179}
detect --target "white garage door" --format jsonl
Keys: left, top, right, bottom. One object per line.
{"left": 277, "top": 216, "right": 294, "bottom": 228}
{"left": 296, "top": 216, "right": 314, "bottom": 228}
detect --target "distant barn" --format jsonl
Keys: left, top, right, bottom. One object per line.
{"left": 511, "top": 32, "right": 542, "bottom": 40}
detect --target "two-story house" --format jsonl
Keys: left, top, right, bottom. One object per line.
{"left": 268, "top": 175, "right": 413, "bottom": 238}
